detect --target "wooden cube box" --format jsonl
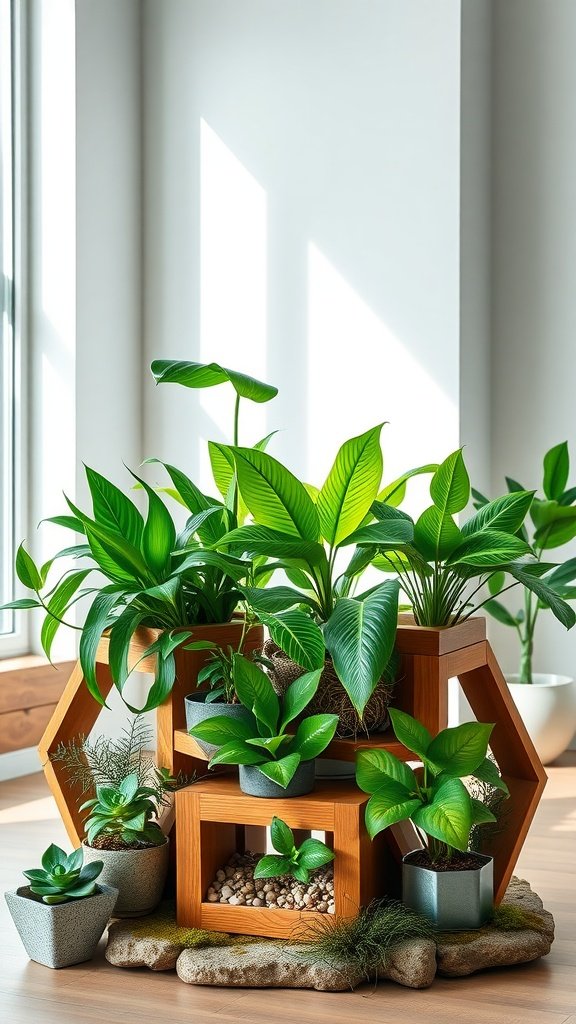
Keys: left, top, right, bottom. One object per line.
{"left": 175, "top": 777, "right": 390, "bottom": 939}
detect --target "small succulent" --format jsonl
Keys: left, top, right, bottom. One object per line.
{"left": 23, "top": 844, "right": 103, "bottom": 904}
{"left": 253, "top": 816, "right": 334, "bottom": 883}
{"left": 80, "top": 772, "right": 165, "bottom": 847}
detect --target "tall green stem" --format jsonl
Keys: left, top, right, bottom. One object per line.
{"left": 519, "top": 586, "right": 535, "bottom": 683}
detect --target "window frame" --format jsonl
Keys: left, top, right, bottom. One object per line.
{"left": 0, "top": 0, "right": 28, "bottom": 658}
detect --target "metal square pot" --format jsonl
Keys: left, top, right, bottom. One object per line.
{"left": 402, "top": 852, "right": 493, "bottom": 930}
{"left": 4, "top": 883, "right": 118, "bottom": 969}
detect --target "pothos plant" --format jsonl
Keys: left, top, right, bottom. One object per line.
{"left": 253, "top": 816, "right": 334, "bottom": 883}
{"left": 362, "top": 449, "right": 576, "bottom": 633}
{"left": 357, "top": 709, "right": 508, "bottom": 862}
{"left": 211, "top": 426, "right": 435, "bottom": 718}
{"left": 475, "top": 442, "right": 576, "bottom": 683}
{"left": 2, "top": 362, "right": 278, "bottom": 712}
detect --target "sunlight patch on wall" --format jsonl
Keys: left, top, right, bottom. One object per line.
{"left": 307, "top": 243, "right": 458, "bottom": 515}
{"left": 199, "top": 119, "right": 268, "bottom": 486}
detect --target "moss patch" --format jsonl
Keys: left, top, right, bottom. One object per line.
{"left": 125, "top": 903, "right": 232, "bottom": 949}
{"left": 440, "top": 904, "right": 549, "bottom": 944}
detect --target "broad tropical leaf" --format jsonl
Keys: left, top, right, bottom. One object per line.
{"left": 15, "top": 544, "right": 42, "bottom": 591}
{"left": 292, "top": 714, "right": 339, "bottom": 759}
{"left": 447, "top": 529, "right": 530, "bottom": 567}
{"left": 79, "top": 589, "right": 124, "bottom": 704}
{"left": 461, "top": 490, "right": 534, "bottom": 538}
{"left": 377, "top": 464, "right": 438, "bottom": 507}
{"left": 543, "top": 442, "right": 569, "bottom": 501}
{"left": 239, "top": 586, "right": 317, "bottom": 614}
{"left": 356, "top": 748, "right": 417, "bottom": 795}
{"left": 426, "top": 721, "right": 493, "bottom": 777}
{"left": 218, "top": 525, "right": 326, "bottom": 568}
{"left": 388, "top": 708, "right": 432, "bottom": 760}
{"left": 232, "top": 447, "right": 320, "bottom": 540}
{"left": 270, "top": 816, "right": 295, "bottom": 855}
{"left": 316, "top": 425, "right": 383, "bottom": 547}
{"left": 340, "top": 518, "right": 414, "bottom": 548}
{"left": 130, "top": 472, "right": 175, "bottom": 577}
{"left": 412, "top": 778, "right": 472, "bottom": 851}
{"left": 188, "top": 715, "right": 256, "bottom": 745}
{"left": 232, "top": 654, "right": 279, "bottom": 735}
{"left": 151, "top": 359, "right": 278, "bottom": 403}
{"left": 507, "top": 563, "right": 576, "bottom": 629}
{"left": 429, "top": 450, "right": 470, "bottom": 515}
{"left": 266, "top": 611, "right": 325, "bottom": 671}
{"left": 413, "top": 505, "right": 461, "bottom": 561}
{"left": 41, "top": 570, "right": 91, "bottom": 660}
{"left": 323, "top": 580, "right": 400, "bottom": 716}
{"left": 470, "top": 798, "right": 497, "bottom": 825}
{"left": 257, "top": 753, "right": 301, "bottom": 788}
{"left": 472, "top": 756, "right": 509, "bottom": 795}
{"left": 484, "top": 599, "right": 518, "bottom": 628}
{"left": 208, "top": 740, "right": 267, "bottom": 767}
{"left": 365, "top": 787, "right": 421, "bottom": 839}
{"left": 85, "top": 466, "right": 144, "bottom": 547}
{"left": 279, "top": 669, "right": 323, "bottom": 730}
{"left": 298, "top": 838, "right": 335, "bottom": 869}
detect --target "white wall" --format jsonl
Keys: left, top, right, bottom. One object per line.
{"left": 142, "top": 0, "right": 462, "bottom": 510}
{"left": 491, "top": 1, "right": 576, "bottom": 684}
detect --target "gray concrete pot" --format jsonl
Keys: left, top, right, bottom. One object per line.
{"left": 239, "top": 760, "right": 315, "bottom": 797}
{"left": 185, "top": 693, "right": 252, "bottom": 756}
{"left": 4, "top": 883, "right": 118, "bottom": 969}
{"left": 82, "top": 838, "right": 169, "bottom": 917}
{"left": 402, "top": 851, "right": 493, "bottom": 929}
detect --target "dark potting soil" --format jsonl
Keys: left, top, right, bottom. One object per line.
{"left": 89, "top": 835, "right": 158, "bottom": 852}
{"left": 407, "top": 850, "right": 488, "bottom": 872}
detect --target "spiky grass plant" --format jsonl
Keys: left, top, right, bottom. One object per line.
{"left": 299, "top": 899, "right": 435, "bottom": 982}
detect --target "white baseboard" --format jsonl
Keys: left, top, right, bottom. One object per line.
{"left": 0, "top": 747, "right": 41, "bottom": 782}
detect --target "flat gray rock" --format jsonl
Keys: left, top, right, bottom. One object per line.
{"left": 176, "top": 942, "right": 363, "bottom": 991}
{"left": 106, "top": 919, "right": 182, "bottom": 971}
{"left": 436, "top": 877, "right": 554, "bottom": 977}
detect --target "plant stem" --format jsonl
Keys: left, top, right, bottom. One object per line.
{"left": 233, "top": 393, "right": 240, "bottom": 447}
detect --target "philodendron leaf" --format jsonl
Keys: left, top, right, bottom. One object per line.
{"left": 340, "top": 519, "right": 414, "bottom": 548}
{"left": 79, "top": 588, "right": 124, "bottom": 705}
{"left": 279, "top": 669, "right": 323, "bottom": 731}
{"left": 356, "top": 748, "right": 418, "bottom": 795}
{"left": 257, "top": 753, "right": 301, "bottom": 788}
{"left": 412, "top": 778, "right": 472, "bottom": 851}
{"left": 430, "top": 450, "right": 470, "bottom": 515}
{"left": 85, "top": 466, "right": 144, "bottom": 547}
{"left": 208, "top": 740, "right": 267, "bottom": 767}
{"left": 270, "top": 816, "right": 295, "bottom": 855}
{"left": 472, "top": 756, "right": 510, "bottom": 795}
{"left": 484, "top": 599, "right": 518, "bottom": 628}
{"left": 292, "top": 714, "right": 339, "bottom": 760}
{"left": 507, "top": 564, "right": 576, "bottom": 629}
{"left": 388, "top": 708, "right": 432, "bottom": 762}
{"left": 151, "top": 359, "right": 278, "bottom": 403}
{"left": 239, "top": 585, "right": 316, "bottom": 614}
{"left": 316, "top": 425, "right": 383, "bottom": 547}
{"left": 218, "top": 525, "right": 326, "bottom": 567}
{"left": 426, "top": 721, "right": 493, "bottom": 778}
{"left": 15, "top": 544, "right": 42, "bottom": 591}
{"left": 297, "top": 838, "right": 335, "bottom": 869}
{"left": 40, "top": 569, "right": 91, "bottom": 660}
{"left": 377, "top": 464, "right": 438, "bottom": 508}
{"left": 461, "top": 490, "right": 534, "bottom": 538}
{"left": 253, "top": 854, "right": 293, "bottom": 878}
{"left": 232, "top": 654, "right": 279, "bottom": 735}
{"left": 365, "top": 786, "right": 422, "bottom": 839}
{"left": 323, "top": 580, "right": 399, "bottom": 717}
{"left": 232, "top": 447, "right": 320, "bottom": 541}
{"left": 266, "top": 611, "right": 325, "bottom": 671}
{"left": 470, "top": 798, "right": 497, "bottom": 825}
{"left": 189, "top": 715, "right": 255, "bottom": 745}
{"left": 413, "top": 505, "right": 461, "bottom": 562}
{"left": 446, "top": 529, "right": 530, "bottom": 567}
{"left": 543, "top": 442, "right": 569, "bottom": 501}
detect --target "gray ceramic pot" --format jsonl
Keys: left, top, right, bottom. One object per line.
{"left": 239, "top": 760, "right": 315, "bottom": 798}
{"left": 402, "top": 851, "right": 493, "bottom": 929}
{"left": 4, "top": 883, "right": 118, "bottom": 969}
{"left": 185, "top": 693, "right": 252, "bottom": 756}
{"left": 82, "top": 838, "right": 169, "bottom": 917}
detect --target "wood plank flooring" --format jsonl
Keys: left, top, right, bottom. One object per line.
{"left": 1, "top": 756, "right": 575, "bottom": 1024}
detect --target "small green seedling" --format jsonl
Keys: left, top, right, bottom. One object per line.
{"left": 23, "top": 844, "right": 103, "bottom": 904}
{"left": 253, "top": 816, "right": 334, "bottom": 883}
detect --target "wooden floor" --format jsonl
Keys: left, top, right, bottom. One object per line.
{"left": 1, "top": 759, "right": 575, "bottom": 1024}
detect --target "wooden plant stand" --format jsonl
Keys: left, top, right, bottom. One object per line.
{"left": 37, "top": 622, "right": 264, "bottom": 846}
{"left": 175, "top": 776, "right": 388, "bottom": 939}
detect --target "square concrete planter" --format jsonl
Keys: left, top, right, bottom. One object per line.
{"left": 403, "top": 852, "right": 493, "bottom": 930}
{"left": 5, "top": 883, "right": 118, "bottom": 968}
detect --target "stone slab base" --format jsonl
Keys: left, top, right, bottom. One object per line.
{"left": 105, "top": 877, "right": 554, "bottom": 991}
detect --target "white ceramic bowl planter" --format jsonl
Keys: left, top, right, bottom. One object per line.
{"left": 507, "top": 674, "right": 576, "bottom": 765}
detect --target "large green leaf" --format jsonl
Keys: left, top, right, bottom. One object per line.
{"left": 130, "top": 472, "right": 175, "bottom": 578}
{"left": 472, "top": 756, "right": 509, "bottom": 795}
{"left": 412, "top": 778, "right": 472, "bottom": 851}
{"left": 151, "top": 359, "right": 278, "bottom": 403}
{"left": 41, "top": 570, "right": 91, "bottom": 660}
{"left": 232, "top": 654, "right": 279, "bottom": 735}
{"left": 323, "top": 580, "right": 399, "bottom": 716}
{"left": 270, "top": 816, "right": 295, "bottom": 855}
{"left": 107, "top": 604, "right": 146, "bottom": 691}
{"left": 208, "top": 739, "right": 267, "bottom": 767}
{"left": 232, "top": 447, "right": 320, "bottom": 540}
{"left": 377, "top": 464, "right": 438, "bottom": 508}
{"left": 388, "top": 708, "right": 432, "bottom": 761}
{"left": 532, "top": 501, "right": 576, "bottom": 549}
{"left": 253, "top": 855, "right": 293, "bottom": 878}
{"left": 430, "top": 450, "right": 470, "bottom": 515}
{"left": 461, "top": 490, "right": 534, "bottom": 538}
{"left": 413, "top": 506, "right": 461, "bottom": 561}
{"left": 447, "top": 529, "right": 530, "bottom": 567}
{"left": 340, "top": 519, "right": 414, "bottom": 548}
{"left": 218, "top": 525, "right": 326, "bottom": 568}
{"left": 426, "top": 721, "right": 493, "bottom": 777}
{"left": 266, "top": 611, "right": 325, "bottom": 671}
{"left": 356, "top": 748, "right": 417, "bottom": 795}
{"left": 297, "top": 838, "right": 335, "bottom": 870}
{"left": 484, "top": 599, "right": 518, "bottom": 628}
{"left": 291, "top": 714, "right": 338, "bottom": 759}
{"left": 279, "top": 669, "right": 323, "bottom": 731}
{"left": 365, "top": 786, "right": 421, "bottom": 839}
{"left": 85, "top": 466, "right": 144, "bottom": 547}
{"left": 543, "top": 441, "right": 569, "bottom": 501}
{"left": 79, "top": 589, "right": 123, "bottom": 705}
{"left": 174, "top": 549, "right": 251, "bottom": 582}
{"left": 146, "top": 459, "right": 225, "bottom": 545}
{"left": 188, "top": 715, "right": 255, "bottom": 745}
{"left": 15, "top": 544, "right": 42, "bottom": 591}
{"left": 507, "top": 563, "right": 576, "bottom": 629}
{"left": 316, "top": 425, "right": 383, "bottom": 547}
{"left": 66, "top": 496, "right": 150, "bottom": 582}
{"left": 257, "top": 753, "right": 301, "bottom": 788}
{"left": 239, "top": 586, "right": 317, "bottom": 614}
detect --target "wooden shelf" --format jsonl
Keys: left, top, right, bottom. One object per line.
{"left": 174, "top": 727, "right": 412, "bottom": 764}
{"left": 174, "top": 728, "right": 210, "bottom": 760}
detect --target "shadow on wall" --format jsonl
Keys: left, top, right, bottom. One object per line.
{"left": 143, "top": 0, "right": 462, "bottom": 496}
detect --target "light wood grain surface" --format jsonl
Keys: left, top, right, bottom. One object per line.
{"left": 1, "top": 756, "right": 575, "bottom": 1023}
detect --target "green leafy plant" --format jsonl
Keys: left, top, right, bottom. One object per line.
{"left": 357, "top": 708, "right": 509, "bottom": 862}
{"left": 253, "top": 816, "right": 334, "bottom": 882}
{"left": 80, "top": 772, "right": 166, "bottom": 847}
{"left": 2, "top": 360, "right": 278, "bottom": 712}
{"left": 361, "top": 448, "right": 576, "bottom": 631}
{"left": 189, "top": 654, "right": 339, "bottom": 788}
{"left": 475, "top": 442, "right": 576, "bottom": 683}
{"left": 213, "top": 427, "right": 435, "bottom": 717}
{"left": 23, "top": 844, "right": 103, "bottom": 905}
{"left": 299, "top": 898, "right": 435, "bottom": 983}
